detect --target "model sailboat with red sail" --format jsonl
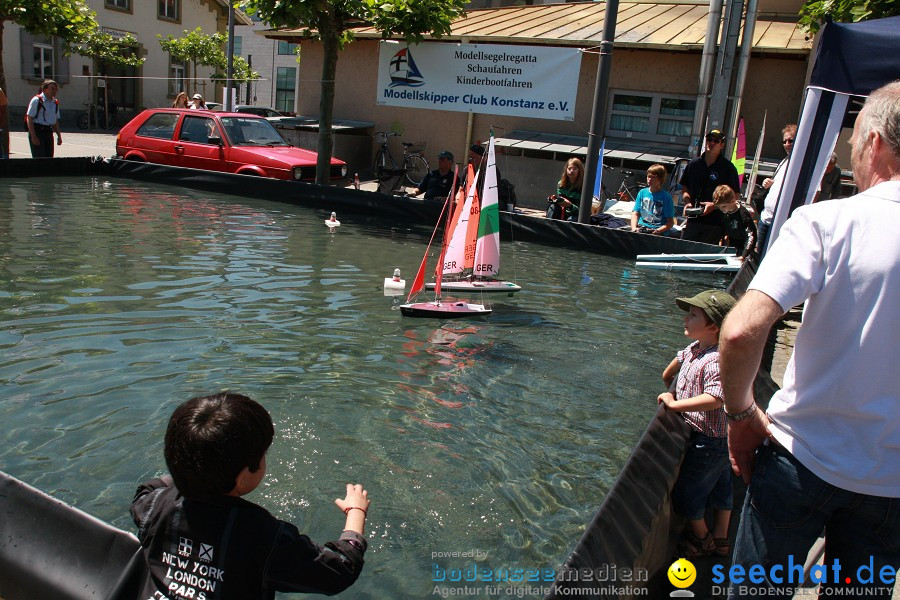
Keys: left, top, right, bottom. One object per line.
{"left": 426, "top": 135, "right": 521, "bottom": 294}
{"left": 400, "top": 166, "right": 492, "bottom": 318}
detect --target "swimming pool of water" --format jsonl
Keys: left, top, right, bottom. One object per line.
{"left": 0, "top": 176, "right": 730, "bottom": 598}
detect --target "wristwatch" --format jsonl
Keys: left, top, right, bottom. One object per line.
{"left": 725, "top": 402, "right": 758, "bottom": 422}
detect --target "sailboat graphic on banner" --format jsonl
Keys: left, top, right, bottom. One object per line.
{"left": 389, "top": 48, "right": 425, "bottom": 88}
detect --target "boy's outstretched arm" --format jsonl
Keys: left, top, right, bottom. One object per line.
{"left": 335, "top": 483, "right": 369, "bottom": 536}
{"left": 658, "top": 392, "right": 722, "bottom": 412}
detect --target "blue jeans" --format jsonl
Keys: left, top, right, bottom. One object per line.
{"left": 756, "top": 220, "right": 771, "bottom": 259}
{"left": 730, "top": 442, "right": 900, "bottom": 598}
{"left": 672, "top": 432, "right": 732, "bottom": 520}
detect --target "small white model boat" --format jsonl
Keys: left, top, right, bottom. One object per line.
{"left": 384, "top": 268, "right": 406, "bottom": 296}
{"left": 635, "top": 252, "right": 742, "bottom": 273}
{"left": 325, "top": 212, "right": 341, "bottom": 228}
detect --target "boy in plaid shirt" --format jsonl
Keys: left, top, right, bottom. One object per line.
{"left": 658, "top": 289, "right": 736, "bottom": 558}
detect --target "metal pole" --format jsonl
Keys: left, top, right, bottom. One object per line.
{"left": 727, "top": 0, "right": 759, "bottom": 145}
{"left": 707, "top": 0, "right": 745, "bottom": 134}
{"left": 225, "top": 1, "right": 236, "bottom": 111}
{"left": 578, "top": 0, "right": 620, "bottom": 224}
{"left": 246, "top": 55, "right": 253, "bottom": 104}
{"left": 690, "top": 0, "right": 723, "bottom": 157}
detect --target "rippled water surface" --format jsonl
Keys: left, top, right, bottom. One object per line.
{"left": 0, "top": 177, "right": 728, "bottom": 598}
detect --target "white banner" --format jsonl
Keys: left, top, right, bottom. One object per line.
{"left": 376, "top": 42, "right": 581, "bottom": 121}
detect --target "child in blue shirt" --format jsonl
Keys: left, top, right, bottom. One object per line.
{"left": 631, "top": 164, "right": 675, "bottom": 235}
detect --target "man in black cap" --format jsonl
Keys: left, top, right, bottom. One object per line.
{"left": 412, "top": 150, "right": 456, "bottom": 200}
{"left": 679, "top": 129, "right": 741, "bottom": 244}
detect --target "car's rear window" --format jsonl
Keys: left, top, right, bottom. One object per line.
{"left": 136, "top": 113, "right": 179, "bottom": 140}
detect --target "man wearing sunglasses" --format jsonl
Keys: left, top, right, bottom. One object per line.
{"left": 679, "top": 129, "right": 741, "bottom": 244}
{"left": 756, "top": 124, "right": 797, "bottom": 257}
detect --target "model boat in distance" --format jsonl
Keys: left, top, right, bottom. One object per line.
{"left": 635, "top": 250, "right": 742, "bottom": 273}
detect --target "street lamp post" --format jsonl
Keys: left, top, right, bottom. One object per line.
{"left": 225, "top": 1, "right": 236, "bottom": 111}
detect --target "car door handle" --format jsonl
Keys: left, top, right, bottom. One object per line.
{"left": 174, "top": 145, "right": 184, "bottom": 154}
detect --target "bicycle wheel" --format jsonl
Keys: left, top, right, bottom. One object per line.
{"left": 404, "top": 154, "right": 429, "bottom": 186}
{"left": 77, "top": 112, "right": 90, "bottom": 130}
{"left": 373, "top": 149, "right": 391, "bottom": 182}
{"left": 617, "top": 187, "right": 634, "bottom": 204}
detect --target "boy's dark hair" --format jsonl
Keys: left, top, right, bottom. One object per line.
{"left": 164, "top": 392, "right": 274, "bottom": 498}
{"left": 712, "top": 184, "right": 736, "bottom": 205}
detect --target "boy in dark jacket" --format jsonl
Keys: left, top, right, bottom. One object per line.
{"left": 713, "top": 184, "right": 757, "bottom": 261}
{"left": 131, "top": 392, "right": 369, "bottom": 600}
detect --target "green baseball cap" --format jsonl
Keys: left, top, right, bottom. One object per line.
{"left": 675, "top": 289, "right": 736, "bottom": 326}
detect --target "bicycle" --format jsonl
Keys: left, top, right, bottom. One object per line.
{"left": 77, "top": 102, "right": 118, "bottom": 131}
{"left": 599, "top": 165, "right": 648, "bottom": 205}
{"left": 372, "top": 131, "right": 429, "bottom": 192}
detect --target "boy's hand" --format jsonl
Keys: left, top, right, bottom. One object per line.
{"left": 657, "top": 392, "right": 675, "bottom": 406}
{"left": 335, "top": 483, "right": 370, "bottom": 514}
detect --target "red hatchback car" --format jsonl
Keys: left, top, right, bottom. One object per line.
{"left": 115, "top": 108, "right": 348, "bottom": 182}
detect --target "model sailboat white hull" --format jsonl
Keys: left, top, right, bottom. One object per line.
{"left": 425, "top": 280, "right": 521, "bottom": 293}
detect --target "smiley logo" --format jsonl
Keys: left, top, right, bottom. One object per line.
{"left": 667, "top": 558, "right": 697, "bottom": 588}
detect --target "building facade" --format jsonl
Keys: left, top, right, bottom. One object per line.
{"left": 230, "top": 16, "right": 300, "bottom": 113}
{"left": 268, "top": 1, "right": 815, "bottom": 204}
{"left": 2, "top": 0, "right": 248, "bottom": 126}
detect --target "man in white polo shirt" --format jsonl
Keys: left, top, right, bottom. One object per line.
{"left": 719, "top": 81, "right": 899, "bottom": 597}
{"left": 26, "top": 79, "right": 63, "bottom": 158}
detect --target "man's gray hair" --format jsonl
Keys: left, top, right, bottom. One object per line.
{"left": 856, "top": 80, "right": 900, "bottom": 160}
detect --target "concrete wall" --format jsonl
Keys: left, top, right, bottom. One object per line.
{"left": 2, "top": 0, "right": 231, "bottom": 126}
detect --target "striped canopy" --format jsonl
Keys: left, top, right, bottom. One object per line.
{"left": 766, "top": 15, "right": 900, "bottom": 251}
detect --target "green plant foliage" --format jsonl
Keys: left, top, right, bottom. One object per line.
{"left": 159, "top": 28, "right": 229, "bottom": 73}
{"left": 159, "top": 27, "right": 244, "bottom": 95}
{"left": 0, "top": 0, "right": 146, "bottom": 141}
{"left": 211, "top": 56, "right": 261, "bottom": 84}
{"left": 798, "top": 0, "right": 900, "bottom": 34}
{"left": 240, "top": 0, "right": 466, "bottom": 184}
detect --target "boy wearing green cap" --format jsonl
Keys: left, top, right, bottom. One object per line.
{"left": 658, "top": 289, "right": 736, "bottom": 558}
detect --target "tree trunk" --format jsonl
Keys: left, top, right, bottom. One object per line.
{"left": 316, "top": 29, "right": 338, "bottom": 186}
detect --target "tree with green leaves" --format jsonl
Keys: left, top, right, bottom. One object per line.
{"left": 211, "top": 55, "right": 261, "bottom": 88}
{"left": 159, "top": 27, "right": 229, "bottom": 97}
{"left": 798, "top": 0, "right": 900, "bottom": 33}
{"left": 0, "top": 0, "right": 142, "bottom": 151}
{"left": 240, "top": 0, "right": 467, "bottom": 185}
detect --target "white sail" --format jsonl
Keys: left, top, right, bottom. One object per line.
{"left": 473, "top": 136, "right": 500, "bottom": 278}
{"left": 442, "top": 165, "right": 479, "bottom": 277}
